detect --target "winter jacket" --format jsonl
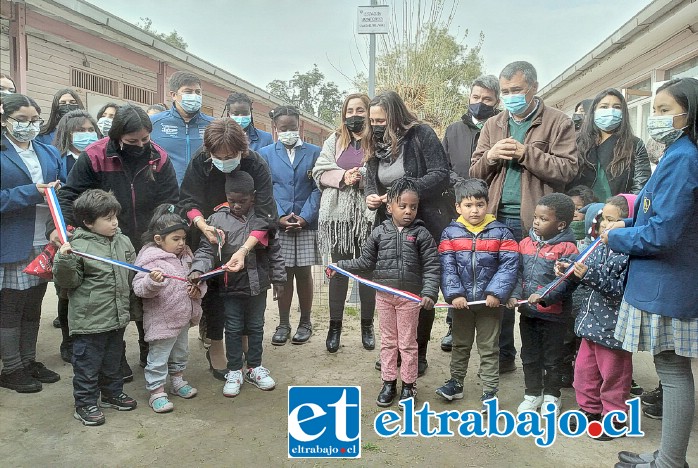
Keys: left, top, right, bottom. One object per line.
{"left": 258, "top": 141, "right": 322, "bottom": 229}
{"left": 608, "top": 135, "right": 698, "bottom": 319}
{"left": 52, "top": 228, "right": 135, "bottom": 335}
{"left": 439, "top": 216, "right": 519, "bottom": 303}
{"left": 150, "top": 107, "right": 215, "bottom": 185}
{"left": 572, "top": 135, "right": 650, "bottom": 195}
{"left": 573, "top": 244, "right": 628, "bottom": 350}
{"left": 191, "top": 206, "right": 286, "bottom": 297}
{"left": 46, "top": 138, "right": 179, "bottom": 251}
{"left": 132, "top": 244, "right": 206, "bottom": 342}
{"left": 364, "top": 123, "right": 454, "bottom": 242}
{"left": 178, "top": 148, "right": 278, "bottom": 238}
{"left": 512, "top": 228, "right": 579, "bottom": 322}
{"left": 470, "top": 98, "right": 579, "bottom": 232}
{"left": 246, "top": 125, "right": 274, "bottom": 152}
{"left": 442, "top": 113, "right": 486, "bottom": 179}
{"left": 1, "top": 136, "right": 66, "bottom": 264}
{"left": 337, "top": 219, "right": 440, "bottom": 300}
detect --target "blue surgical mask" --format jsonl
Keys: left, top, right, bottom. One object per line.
{"left": 179, "top": 93, "right": 202, "bottom": 114}
{"left": 212, "top": 156, "right": 241, "bottom": 173}
{"left": 647, "top": 113, "right": 687, "bottom": 146}
{"left": 72, "top": 131, "right": 99, "bottom": 151}
{"left": 594, "top": 108, "right": 623, "bottom": 132}
{"left": 502, "top": 92, "right": 530, "bottom": 115}
{"left": 231, "top": 115, "right": 252, "bottom": 129}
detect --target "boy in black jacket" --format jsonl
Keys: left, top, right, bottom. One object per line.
{"left": 331, "top": 178, "right": 440, "bottom": 408}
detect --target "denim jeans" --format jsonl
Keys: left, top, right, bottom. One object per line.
{"left": 497, "top": 216, "right": 524, "bottom": 363}
{"left": 144, "top": 327, "right": 190, "bottom": 391}
{"left": 72, "top": 327, "right": 125, "bottom": 407}
{"left": 224, "top": 292, "right": 267, "bottom": 370}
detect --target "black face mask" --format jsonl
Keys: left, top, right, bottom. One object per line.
{"left": 468, "top": 102, "right": 496, "bottom": 121}
{"left": 572, "top": 113, "right": 584, "bottom": 130}
{"left": 57, "top": 103, "right": 80, "bottom": 118}
{"left": 121, "top": 142, "right": 151, "bottom": 159}
{"left": 345, "top": 115, "right": 365, "bottom": 134}
{"left": 372, "top": 125, "right": 386, "bottom": 140}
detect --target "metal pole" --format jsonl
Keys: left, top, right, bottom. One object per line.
{"left": 368, "top": 0, "right": 377, "bottom": 97}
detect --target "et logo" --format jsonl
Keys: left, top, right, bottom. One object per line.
{"left": 287, "top": 386, "right": 361, "bottom": 458}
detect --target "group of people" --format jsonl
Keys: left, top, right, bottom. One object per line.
{"left": 0, "top": 61, "right": 696, "bottom": 467}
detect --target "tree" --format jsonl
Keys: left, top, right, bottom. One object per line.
{"left": 137, "top": 17, "right": 188, "bottom": 51}
{"left": 267, "top": 65, "right": 343, "bottom": 124}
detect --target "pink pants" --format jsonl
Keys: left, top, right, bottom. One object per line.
{"left": 574, "top": 338, "right": 633, "bottom": 415}
{"left": 376, "top": 291, "right": 420, "bottom": 384}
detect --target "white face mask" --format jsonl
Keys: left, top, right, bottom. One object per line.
{"left": 278, "top": 130, "right": 299, "bottom": 146}
{"left": 97, "top": 117, "right": 113, "bottom": 135}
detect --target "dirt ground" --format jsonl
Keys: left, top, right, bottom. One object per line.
{"left": 1, "top": 277, "right": 696, "bottom": 467}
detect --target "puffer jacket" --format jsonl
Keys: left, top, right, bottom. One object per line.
{"left": 191, "top": 206, "right": 286, "bottom": 297}
{"left": 573, "top": 243, "right": 628, "bottom": 349}
{"left": 438, "top": 216, "right": 519, "bottom": 303}
{"left": 337, "top": 219, "right": 440, "bottom": 300}
{"left": 52, "top": 228, "right": 135, "bottom": 335}
{"left": 132, "top": 243, "right": 206, "bottom": 342}
{"left": 512, "top": 228, "right": 578, "bottom": 322}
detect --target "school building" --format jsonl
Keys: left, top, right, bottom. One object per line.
{"left": 539, "top": 0, "right": 698, "bottom": 143}
{"left": 0, "top": 0, "right": 334, "bottom": 146}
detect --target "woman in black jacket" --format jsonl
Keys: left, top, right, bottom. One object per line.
{"left": 572, "top": 88, "right": 650, "bottom": 197}
{"left": 364, "top": 91, "right": 453, "bottom": 376}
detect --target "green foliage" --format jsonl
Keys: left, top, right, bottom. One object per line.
{"left": 138, "top": 17, "right": 188, "bottom": 51}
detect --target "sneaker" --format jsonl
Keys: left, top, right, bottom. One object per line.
{"left": 630, "top": 379, "right": 644, "bottom": 396}
{"left": 245, "top": 366, "right": 276, "bottom": 391}
{"left": 0, "top": 368, "right": 42, "bottom": 393}
{"left": 643, "top": 402, "right": 663, "bottom": 420}
{"left": 541, "top": 395, "right": 562, "bottom": 417}
{"left": 480, "top": 390, "right": 498, "bottom": 413}
{"left": 223, "top": 370, "right": 243, "bottom": 397}
{"left": 25, "top": 361, "right": 60, "bottom": 383}
{"left": 641, "top": 384, "right": 662, "bottom": 406}
{"left": 595, "top": 418, "right": 626, "bottom": 441}
{"left": 435, "top": 378, "right": 464, "bottom": 401}
{"left": 148, "top": 393, "right": 174, "bottom": 414}
{"left": 100, "top": 392, "right": 137, "bottom": 411}
{"left": 569, "top": 409, "right": 601, "bottom": 431}
{"left": 517, "top": 394, "right": 544, "bottom": 413}
{"left": 74, "top": 405, "right": 105, "bottom": 426}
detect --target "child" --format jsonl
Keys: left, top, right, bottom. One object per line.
{"left": 332, "top": 178, "right": 440, "bottom": 408}
{"left": 190, "top": 171, "right": 286, "bottom": 398}
{"left": 53, "top": 189, "right": 137, "bottom": 426}
{"left": 132, "top": 204, "right": 206, "bottom": 413}
{"left": 566, "top": 185, "right": 597, "bottom": 243}
{"left": 507, "top": 193, "right": 578, "bottom": 416}
{"left": 435, "top": 179, "right": 519, "bottom": 412}
{"left": 258, "top": 106, "right": 321, "bottom": 345}
{"left": 557, "top": 196, "right": 633, "bottom": 440}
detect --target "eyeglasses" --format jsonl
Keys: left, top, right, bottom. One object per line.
{"left": 7, "top": 116, "right": 44, "bottom": 127}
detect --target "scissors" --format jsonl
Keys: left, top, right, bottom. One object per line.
{"left": 215, "top": 229, "right": 223, "bottom": 262}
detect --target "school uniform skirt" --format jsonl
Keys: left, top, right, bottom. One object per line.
{"left": 278, "top": 229, "right": 322, "bottom": 267}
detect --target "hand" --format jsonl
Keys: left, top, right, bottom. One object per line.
{"left": 295, "top": 216, "right": 308, "bottom": 229}
{"left": 279, "top": 214, "right": 301, "bottom": 232}
{"left": 572, "top": 262, "right": 588, "bottom": 279}
{"left": 366, "top": 194, "right": 384, "bottom": 210}
{"left": 420, "top": 297, "right": 435, "bottom": 310}
{"left": 452, "top": 297, "right": 468, "bottom": 309}
{"left": 488, "top": 138, "right": 525, "bottom": 163}
{"left": 343, "top": 168, "right": 361, "bottom": 186}
{"left": 554, "top": 261, "right": 571, "bottom": 277}
{"left": 187, "top": 283, "right": 202, "bottom": 299}
{"left": 506, "top": 297, "right": 519, "bottom": 309}
{"left": 200, "top": 222, "right": 225, "bottom": 245}
{"left": 224, "top": 249, "right": 246, "bottom": 272}
{"left": 35, "top": 180, "right": 61, "bottom": 194}
{"left": 58, "top": 241, "right": 73, "bottom": 255}
{"left": 49, "top": 228, "right": 71, "bottom": 247}
{"left": 528, "top": 293, "right": 542, "bottom": 304}
{"left": 600, "top": 221, "right": 624, "bottom": 244}
{"left": 325, "top": 264, "right": 337, "bottom": 278}
{"left": 272, "top": 283, "right": 284, "bottom": 301}
{"left": 485, "top": 295, "right": 501, "bottom": 308}
{"left": 149, "top": 270, "right": 165, "bottom": 283}
{"left": 188, "top": 271, "right": 202, "bottom": 284}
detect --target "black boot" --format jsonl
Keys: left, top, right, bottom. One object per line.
{"left": 360, "top": 319, "right": 375, "bottom": 350}
{"left": 417, "top": 342, "right": 429, "bottom": 377}
{"left": 326, "top": 320, "right": 342, "bottom": 353}
{"left": 376, "top": 380, "right": 397, "bottom": 407}
{"left": 399, "top": 382, "right": 417, "bottom": 406}
{"left": 440, "top": 324, "right": 452, "bottom": 352}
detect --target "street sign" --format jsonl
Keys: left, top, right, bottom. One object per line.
{"left": 357, "top": 5, "right": 389, "bottom": 35}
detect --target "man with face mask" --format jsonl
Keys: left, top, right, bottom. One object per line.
{"left": 150, "top": 71, "right": 214, "bottom": 185}
{"left": 470, "top": 61, "right": 578, "bottom": 374}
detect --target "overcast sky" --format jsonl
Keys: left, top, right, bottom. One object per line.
{"left": 85, "top": 0, "right": 653, "bottom": 93}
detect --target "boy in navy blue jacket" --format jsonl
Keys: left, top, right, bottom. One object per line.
{"left": 435, "top": 179, "right": 519, "bottom": 412}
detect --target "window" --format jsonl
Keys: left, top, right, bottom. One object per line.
{"left": 625, "top": 77, "right": 651, "bottom": 103}
{"left": 71, "top": 68, "right": 119, "bottom": 97}
{"left": 667, "top": 56, "right": 698, "bottom": 79}
{"left": 122, "top": 83, "right": 155, "bottom": 105}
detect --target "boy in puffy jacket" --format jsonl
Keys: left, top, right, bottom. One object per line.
{"left": 435, "top": 179, "right": 519, "bottom": 412}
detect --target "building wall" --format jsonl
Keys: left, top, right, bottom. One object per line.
{"left": 0, "top": 20, "right": 10, "bottom": 73}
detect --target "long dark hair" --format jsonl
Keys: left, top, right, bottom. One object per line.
{"left": 657, "top": 77, "right": 698, "bottom": 146}
{"left": 109, "top": 104, "right": 152, "bottom": 142}
{"left": 577, "top": 88, "right": 635, "bottom": 178}
{"left": 364, "top": 91, "right": 419, "bottom": 161}
{"left": 96, "top": 102, "right": 119, "bottom": 119}
{"left": 1, "top": 93, "right": 41, "bottom": 150}
{"left": 141, "top": 203, "right": 187, "bottom": 246}
{"left": 53, "top": 110, "right": 101, "bottom": 155}
{"left": 40, "top": 88, "right": 84, "bottom": 136}
{"left": 337, "top": 93, "right": 370, "bottom": 151}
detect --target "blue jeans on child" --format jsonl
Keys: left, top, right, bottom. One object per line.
{"left": 224, "top": 292, "right": 267, "bottom": 371}
{"left": 144, "top": 327, "right": 190, "bottom": 391}
{"left": 72, "top": 327, "right": 125, "bottom": 407}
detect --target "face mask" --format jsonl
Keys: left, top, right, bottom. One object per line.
{"left": 502, "top": 92, "right": 530, "bottom": 115}
{"left": 121, "top": 142, "right": 151, "bottom": 158}
{"left": 468, "top": 102, "right": 496, "bottom": 121}
{"left": 212, "top": 156, "right": 241, "bottom": 173}
{"left": 179, "top": 93, "right": 202, "bottom": 114}
{"left": 372, "top": 125, "right": 386, "bottom": 140}
{"left": 647, "top": 113, "right": 687, "bottom": 145}
{"left": 231, "top": 115, "right": 252, "bottom": 129}
{"left": 278, "top": 130, "right": 300, "bottom": 146}
{"left": 6, "top": 120, "right": 41, "bottom": 142}
{"left": 57, "top": 103, "right": 79, "bottom": 118}
{"left": 344, "top": 115, "right": 365, "bottom": 134}
{"left": 594, "top": 108, "right": 623, "bottom": 132}
{"left": 72, "top": 131, "right": 99, "bottom": 151}
{"left": 97, "top": 117, "right": 113, "bottom": 135}
{"left": 572, "top": 113, "right": 584, "bottom": 130}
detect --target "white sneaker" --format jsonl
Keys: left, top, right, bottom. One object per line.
{"left": 517, "top": 394, "right": 544, "bottom": 413}
{"left": 541, "top": 395, "right": 561, "bottom": 417}
{"left": 223, "top": 370, "right": 243, "bottom": 397}
{"left": 244, "top": 366, "right": 276, "bottom": 391}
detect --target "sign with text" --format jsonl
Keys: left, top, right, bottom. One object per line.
{"left": 357, "top": 5, "right": 390, "bottom": 34}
